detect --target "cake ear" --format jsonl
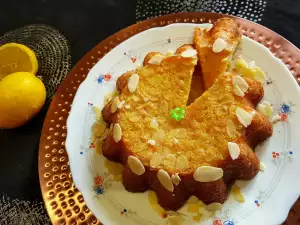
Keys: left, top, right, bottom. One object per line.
{"left": 175, "top": 44, "right": 195, "bottom": 54}
{"left": 243, "top": 78, "right": 264, "bottom": 106}
{"left": 143, "top": 52, "right": 163, "bottom": 66}
{"left": 116, "top": 71, "right": 134, "bottom": 93}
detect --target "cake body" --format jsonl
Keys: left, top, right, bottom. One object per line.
{"left": 101, "top": 19, "right": 273, "bottom": 211}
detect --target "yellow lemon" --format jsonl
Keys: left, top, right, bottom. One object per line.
{"left": 0, "top": 43, "right": 38, "bottom": 80}
{"left": 0, "top": 72, "right": 46, "bottom": 129}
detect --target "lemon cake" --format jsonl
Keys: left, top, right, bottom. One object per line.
{"left": 101, "top": 26, "right": 272, "bottom": 211}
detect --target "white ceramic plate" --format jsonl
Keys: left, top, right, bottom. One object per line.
{"left": 66, "top": 23, "right": 300, "bottom": 225}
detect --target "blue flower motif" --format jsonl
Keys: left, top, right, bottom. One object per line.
{"left": 280, "top": 103, "right": 291, "bottom": 114}
{"left": 97, "top": 75, "right": 104, "bottom": 84}
{"left": 94, "top": 186, "right": 104, "bottom": 195}
{"left": 224, "top": 221, "right": 234, "bottom": 225}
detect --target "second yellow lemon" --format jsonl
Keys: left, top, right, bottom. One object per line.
{"left": 0, "top": 72, "right": 46, "bottom": 129}
{"left": 0, "top": 43, "right": 38, "bottom": 80}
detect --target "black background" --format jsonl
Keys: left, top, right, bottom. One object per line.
{"left": 0, "top": 0, "right": 299, "bottom": 224}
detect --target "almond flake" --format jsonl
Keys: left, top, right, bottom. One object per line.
{"left": 150, "top": 153, "right": 162, "bottom": 168}
{"left": 253, "top": 67, "right": 266, "bottom": 83}
{"left": 175, "top": 155, "right": 188, "bottom": 170}
{"left": 181, "top": 49, "right": 197, "bottom": 58}
{"left": 226, "top": 119, "right": 235, "bottom": 138}
{"left": 128, "top": 73, "right": 139, "bottom": 93}
{"left": 173, "top": 138, "right": 179, "bottom": 144}
{"left": 148, "top": 139, "right": 156, "bottom": 146}
{"left": 171, "top": 173, "right": 181, "bottom": 186}
{"left": 164, "top": 154, "right": 176, "bottom": 168}
{"left": 259, "top": 162, "right": 266, "bottom": 172}
{"left": 124, "top": 104, "right": 131, "bottom": 109}
{"left": 111, "top": 97, "right": 120, "bottom": 113}
{"left": 132, "top": 95, "right": 140, "bottom": 102}
{"left": 233, "top": 84, "right": 245, "bottom": 97}
{"left": 117, "top": 100, "right": 126, "bottom": 109}
{"left": 143, "top": 97, "right": 149, "bottom": 102}
{"left": 212, "top": 38, "right": 227, "bottom": 53}
{"left": 233, "top": 75, "right": 248, "bottom": 97}
{"left": 157, "top": 169, "right": 174, "bottom": 192}
{"left": 193, "top": 166, "right": 223, "bottom": 182}
{"left": 165, "top": 50, "right": 174, "bottom": 57}
{"left": 113, "top": 123, "right": 122, "bottom": 142}
{"left": 93, "top": 106, "right": 102, "bottom": 120}
{"left": 128, "top": 156, "right": 145, "bottom": 175}
{"left": 150, "top": 118, "right": 159, "bottom": 129}
{"left": 271, "top": 114, "right": 281, "bottom": 123}
{"left": 257, "top": 101, "right": 273, "bottom": 117}
{"left": 228, "top": 142, "right": 240, "bottom": 160}
{"left": 148, "top": 54, "right": 163, "bottom": 65}
{"left": 235, "top": 107, "right": 253, "bottom": 127}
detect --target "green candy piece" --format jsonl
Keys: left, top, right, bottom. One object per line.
{"left": 171, "top": 107, "right": 185, "bottom": 121}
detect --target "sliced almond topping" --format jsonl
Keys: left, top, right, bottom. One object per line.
{"left": 153, "top": 130, "right": 165, "bottom": 144}
{"left": 181, "top": 49, "right": 197, "bottom": 58}
{"left": 148, "top": 139, "right": 156, "bottom": 146}
{"left": 257, "top": 101, "right": 273, "bottom": 118}
{"left": 127, "top": 156, "right": 145, "bottom": 175}
{"left": 171, "top": 173, "right": 181, "bottom": 186}
{"left": 173, "top": 138, "right": 179, "bottom": 144}
{"left": 124, "top": 104, "right": 131, "bottom": 109}
{"left": 111, "top": 97, "right": 120, "bottom": 113}
{"left": 165, "top": 50, "right": 174, "bottom": 57}
{"left": 259, "top": 162, "right": 266, "bottom": 172}
{"left": 150, "top": 118, "right": 159, "bottom": 129}
{"left": 150, "top": 153, "right": 163, "bottom": 168}
{"left": 253, "top": 67, "right": 266, "bottom": 83}
{"left": 128, "top": 73, "right": 139, "bottom": 93}
{"left": 117, "top": 100, "right": 126, "bottom": 109}
{"left": 92, "top": 121, "right": 107, "bottom": 137}
{"left": 157, "top": 169, "right": 174, "bottom": 192}
{"left": 206, "top": 203, "right": 223, "bottom": 212}
{"left": 233, "top": 84, "right": 244, "bottom": 97}
{"left": 179, "top": 80, "right": 185, "bottom": 86}
{"left": 113, "top": 123, "right": 122, "bottom": 142}
{"left": 148, "top": 54, "right": 163, "bottom": 65}
{"left": 132, "top": 95, "right": 140, "bottom": 102}
{"left": 212, "top": 38, "right": 227, "bottom": 53}
{"left": 163, "top": 154, "right": 176, "bottom": 168}
{"left": 175, "top": 155, "right": 188, "bottom": 170}
{"left": 93, "top": 106, "right": 102, "bottom": 120}
{"left": 226, "top": 119, "right": 235, "bottom": 138}
{"left": 143, "top": 97, "right": 149, "bottom": 102}
{"left": 270, "top": 114, "right": 281, "bottom": 123}
{"left": 193, "top": 166, "right": 223, "bottom": 182}
{"left": 228, "top": 142, "right": 240, "bottom": 160}
{"left": 233, "top": 75, "right": 248, "bottom": 97}
{"left": 235, "top": 107, "right": 253, "bottom": 127}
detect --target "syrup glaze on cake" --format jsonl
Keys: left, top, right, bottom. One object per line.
{"left": 101, "top": 19, "right": 273, "bottom": 211}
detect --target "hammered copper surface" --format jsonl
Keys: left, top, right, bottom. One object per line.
{"left": 38, "top": 12, "right": 300, "bottom": 225}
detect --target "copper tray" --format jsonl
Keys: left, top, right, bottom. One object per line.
{"left": 38, "top": 12, "right": 300, "bottom": 225}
